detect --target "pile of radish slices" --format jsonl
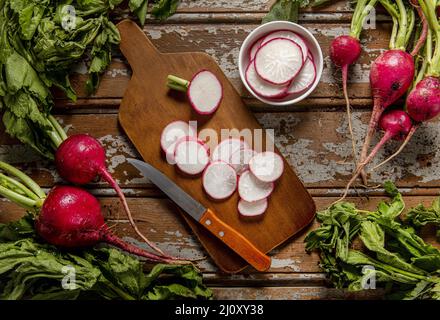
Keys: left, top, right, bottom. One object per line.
{"left": 161, "top": 121, "right": 284, "bottom": 217}
{"left": 246, "top": 30, "right": 317, "bottom": 101}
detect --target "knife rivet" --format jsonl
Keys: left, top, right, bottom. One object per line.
{"left": 219, "top": 231, "right": 225, "bottom": 237}
{"left": 205, "top": 219, "right": 212, "bottom": 225}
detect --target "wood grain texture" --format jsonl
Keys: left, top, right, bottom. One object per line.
{"left": 116, "top": 20, "right": 315, "bottom": 273}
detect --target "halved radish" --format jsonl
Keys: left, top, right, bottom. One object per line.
{"left": 261, "top": 30, "right": 308, "bottom": 62}
{"left": 230, "top": 148, "right": 257, "bottom": 175}
{"left": 174, "top": 137, "right": 210, "bottom": 175}
{"left": 238, "top": 170, "right": 274, "bottom": 202}
{"left": 211, "top": 138, "right": 249, "bottom": 163}
{"left": 238, "top": 198, "right": 268, "bottom": 217}
{"left": 246, "top": 59, "right": 289, "bottom": 98}
{"left": 203, "top": 161, "right": 237, "bottom": 200}
{"left": 285, "top": 57, "right": 316, "bottom": 95}
{"left": 161, "top": 121, "right": 196, "bottom": 163}
{"left": 249, "top": 151, "right": 284, "bottom": 183}
{"left": 254, "top": 38, "right": 304, "bottom": 85}
{"left": 248, "top": 37, "right": 264, "bottom": 61}
{"left": 188, "top": 70, "right": 223, "bottom": 115}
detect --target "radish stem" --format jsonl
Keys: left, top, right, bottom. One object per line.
{"left": 167, "top": 75, "right": 190, "bottom": 92}
{"left": 0, "top": 173, "right": 40, "bottom": 200}
{"left": 0, "top": 161, "right": 46, "bottom": 199}
{"left": 48, "top": 115, "right": 68, "bottom": 141}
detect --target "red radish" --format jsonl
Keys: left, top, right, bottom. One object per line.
{"left": 285, "top": 57, "right": 316, "bottom": 95}
{"left": 238, "top": 170, "right": 274, "bottom": 202}
{"left": 238, "top": 198, "right": 268, "bottom": 217}
{"left": 203, "top": 161, "right": 237, "bottom": 200}
{"left": 211, "top": 138, "right": 249, "bottom": 163}
{"left": 340, "top": 110, "right": 413, "bottom": 200}
{"left": 55, "top": 134, "right": 169, "bottom": 257}
{"left": 358, "top": 49, "right": 415, "bottom": 184}
{"left": 249, "top": 152, "right": 284, "bottom": 183}
{"left": 261, "top": 30, "right": 308, "bottom": 62}
{"left": 35, "top": 185, "right": 181, "bottom": 264}
{"left": 254, "top": 38, "right": 304, "bottom": 85}
{"left": 230, "top": 148, "right": 257, "bottom": 175}
{"left": 161, "top": 121, "right": 196, "bottom": 163}
{"left": 174, "top": 136, "right": 210, "bottom": 175}
{"left": 245, "top": 59, "right": 289, "bottom": 98}
{"left": 167, "top": 70, "right": 223, "bottom": 115}
{"left": 407, "top": 76, "right": 440, "bottom": 122}
{"left": 249, "top": 37, "right": 264, "bottom": 61}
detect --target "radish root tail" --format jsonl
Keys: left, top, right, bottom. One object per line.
{"left": 342, "top": 64, "right": 358, "bottom": 163}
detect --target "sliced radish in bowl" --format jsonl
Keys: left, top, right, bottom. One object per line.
{"left": 211, "top": 138, "right": 249, "bottom": 163}
{"left": 161, "top": 121, "right": 196, "bottom": 163}
{"left": 188, "top": 70, "right": 223, "bottom": 115}
{"left": 174, "top": 137, "right": 210, "bottom": 175}
{"left": 286, "top": 57, "right": 316, "bottom": 95}
{"left": 249, "top": 151, "right": 284, "bottom": 183}
{"left": 261, "top": 30, "right": 308, "bottom": 62}
{"left": 203, "top": 161, "right": 237, "bottom": 200}
{"left": 246, "top": 60, "right": 289, "bottom": 98}
{"left": 254, "top": 38, "right": 304, "bottom": 85}
{"left": 238, "top": 170, "right": 274, "bottom": 202}
{"left": 238, "top": 198, "right": 268, "bottom": 217}
{"left": 249, "top": 37, "right": 264, "bottom": 61}
{"left": 230, "top": 148, "right": 257, "bottom": 175}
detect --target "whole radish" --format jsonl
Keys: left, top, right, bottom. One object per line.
{"left": 35, "top": 186, "right": 181, "bottom": 264}
{"left": 55, "top": 134, "right": 168, "bottom": 257}
{"left": 330, "top": 0, "right": 379, "bottom": 161}
{"left": 357, "top": 0, "right": 417, "bottom": 184}
{"left": 340, "top": 110, "right": 413, "bottom": 201}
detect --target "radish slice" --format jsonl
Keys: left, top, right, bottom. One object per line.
{"left": 174, "top": 137, "right": 210, "bottom": 175}
{"left": 286, "top": 58, "right": 316, "bottom": 95}
{"left": 249, "top": 151, "right": 284, "bottom": 183}
{"left": 203, "top": 161, "right": 237, "bottom": 200}
{"left": 307, "top": 50, "right": 315, "bottom": 62}
{"left": 238, "top": 170, "right": 274, "bottom": 202}
{"left": 188, "top": 70, "right": 223, "bottom": 115}
{"left": 262, "top": 30, "right": 308, "bottom": 62}
{"left": 238, "top": 198, "right": 268, "bottom": 217}
{"left": 161, "top": 121, "right": 196, "bottom": 163}
{"left": 249, "top": 37, "right": 264, "bottom": 61}
{"left": 230, "top": 148, "right": 258, "bottom": 175}
{"left": 211, "top": 138, "right": 249, "bottom": 163}
{"left": 254, "top": 38, "right": 304, "bottom": 85}
{"left": 246, "top": 59, "right": 289, "bottom": 98}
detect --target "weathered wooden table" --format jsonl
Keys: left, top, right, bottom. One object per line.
{"left": 1, "top": 0, "right": 439, "bottom": 300}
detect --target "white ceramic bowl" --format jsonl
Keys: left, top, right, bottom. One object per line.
{"left": 238, "top": 21, "right": 323, "bottom": 106}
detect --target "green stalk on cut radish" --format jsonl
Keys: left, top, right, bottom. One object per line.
{"left": 0, "top": 161, "right": 186, "bottom": 264}
{"left": 329, "top": 0, "right": 379, "bottom": 162}
{"left": 357, "top": 0, "right": 416, "bottom": 185}
{"left": 167, "top": 70, "right": 223, "bottom": 115}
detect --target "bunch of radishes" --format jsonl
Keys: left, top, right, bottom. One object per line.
{"left": 161, "top": 121, "right": 284, "bottom": 217}
{"left": 332, "top": 0, "right": 440, "bottom": 199}
{"left": 244, "top": 30, "right": 318, "bottom": 101}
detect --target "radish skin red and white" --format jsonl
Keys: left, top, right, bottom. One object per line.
{"left": 230, "top": 148, "right": 258, "bottom": 175}
{"left": 211, "top": 138, "right": 249, "bottom": 163}
{"left": 203, "top": 161, "right": 237, "bottom": 200}
{"left": 246, "top": 59, "right": 289, "bottom": 98}
{"left": 249, "top": 37, "right": 264, "bottom": 61}
{"left": 261, "top": 30, "right": 308, "bottom": 62}
{"left": 238, "top": 198, "right": 268, "bottom": 217}
{"left": 174, "top": 137, "right": 210, "bottom": 175}
{"left": 286, "top": 57, "right": 316, "bottom": 95}
{"left": 167, "top": 70, "right": 223, "bottom": 115}
{"left": 249, "top": 152, "right": 284, "bottom": 183}
{"left": 238, "top": 170, "right": 274, "bottom": 202}
{"left": 161, "top": 121, "right": 196, "bottom": 163}
{"left": 254, "top": 38, "right": 304, "bottom": 85}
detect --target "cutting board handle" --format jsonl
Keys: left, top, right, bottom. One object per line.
{"left": 117, "top": 20, "right": 161, "bottom": 75}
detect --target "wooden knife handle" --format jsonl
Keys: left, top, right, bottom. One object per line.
{"left": 199, "top": 209, "right": 271, "bottom": 272}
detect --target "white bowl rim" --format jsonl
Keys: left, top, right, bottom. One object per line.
{"left": 238, "top": 21, "right": 324, "bottom": 107}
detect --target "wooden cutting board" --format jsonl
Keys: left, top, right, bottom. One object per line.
{"left": 117, "top": 20, "right": 316, "bottom": 273}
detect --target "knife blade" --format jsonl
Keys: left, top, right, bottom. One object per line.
{"left": 127, "top": 158, "right": 271, "bottom": 272}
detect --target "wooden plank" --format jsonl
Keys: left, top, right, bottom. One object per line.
{"left": 54, "top": 22, "right": 392, "bottom": 109}
{"left": 1, "top": 111, "right": 439, "bottom": 190}
{"left": 1, "top": 196, "right": 438, "bottom": 274}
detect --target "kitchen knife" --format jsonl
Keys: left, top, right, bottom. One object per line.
{"left": 127, "top": 158, "right": 271, "bottom": 272}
